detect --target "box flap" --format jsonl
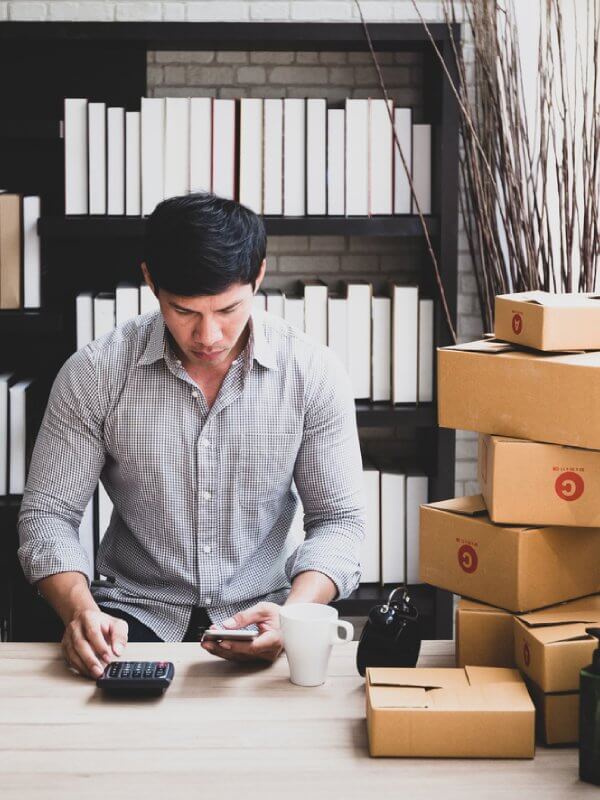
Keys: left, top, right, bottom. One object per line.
{"left": 367, "top": 667, "right": 468, "bottom": 690}
{"left": 497, "top": 291, "right": 600, "bottom": 308}
{"left": 465, "top": 666, "right": 523, "bottom": 685}
{"left": 457, "top": 598, "right": 510, "bottom": 615}
{"left": 424, "top": 494, "right": 488, "bottom": 517}
{"left": 442, "top": 339, "right": 515, "bottom": 354}
{"left": 518, "top": 597, "right": 600, "bottom": 627}
{"left": 368, "top": 686, "right": 430, "bottom": 709}
{"left": 517, "top": 619, "right": 600, "bottom": 645}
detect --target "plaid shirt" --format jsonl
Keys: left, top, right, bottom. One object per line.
{"left": 18, "top": 310, "right": 365, "bottom": 640}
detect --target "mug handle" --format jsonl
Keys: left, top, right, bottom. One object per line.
{"left": 333, "top": 620, "right": 354, "bottom": 643}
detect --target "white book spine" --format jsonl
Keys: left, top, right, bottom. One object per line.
{"left": 412, "top": 123, "right": 432, "bottom": 214}
{"left": 361, "top": 467, "right": 381, "bottom": 583}
{"left": 107, "top": 107, "right": 125, "bottom": 215}
{"left": 307, "top": 98, "right": 327, "bottom": 215}
{"left": 371, "top": 296, "right": 391, "bottom": 402}
{"left": 64, "top": 98, "right": 88, "bottom": 215}
{"left": 116, "top": 284, "right": 140, "bottom": 326}
{"left": 23, "top": 196, "right": 41, "bottom": 308}
{"left": 79, "top": 498, "right": 95, "bottom": 580}
{"left": 252, "top": 292, "right": 267, "bottom": 315}
{"left": 304, "top": 285, "right": 328, "bottom": 346}
{"left": 327, "top": 108, "right": 345, "bottom": 215}
{"left": 141, "top": 97, "right": 165, "bottom": 216}
{"left": 345, "top": 99, "right": 369, "bottom": 216}
{"left": 98, "top": 483, "right": 113, "bottom": 543}
{"left": 327, "top": 297, "right": 348, "bottom": 370}
{"left": 263, "top": 99, "right": 283, "bottom": 215}
{"left": 140, "top": 284, "right": 160, "bottom": 315}
{"left": 9, "top": 380, "right": 32, "bottom": 495}
{"left": 381, "top": 471, "right": 406, "bottom": 584}
{"left": 76, "top": 292, "right": 94, "bottom": 350}
{"left": 88, "top": 103, "right": 106, "bottom": 214}
{"left": 418, "top": 298, "right": 434, "bottom": 402}
{"left": 284, "top": 297, "right": 304, "bottom": 332}
{"left": 406, "top": 474, "right": 428, "bottom": 583}
{"left": 266, "top": 292, "right": 285, "bottom": 318}
{"left": 125, "top": 111, "right": 141, "bottom": 216}
{"left": 164, "top": 97, "right": 190, "bottom": 199}
{"left": 239, "top": 98, "right": 263, "bottom": 214}
{"left": 393, "top": 108, "right": 412, "bottom": 214}
{"left": 190, "top": 97, "right": 212, "bottom": 193}
{"left": 284, "top": 482, "right": 306, "bottom": 560}
{"left": 369, "top": 99, "right": 393, "bottom": 215}
{"left": 0, "top": 376, "right": 9, "bottom": 495}
{"left": 346, "top": 283, "right": 372, "bottom": 399}
{"left": 392, "top": 286, "right": 419, "bottom": 403}
{"left": 283, "top": 99, "right": 306, "bottom": 216}
{"left": 212, "top": 99, "right": 236, "bottom": 201}
{"left": 93, "top": 296, "right": 115, "bottom": 339}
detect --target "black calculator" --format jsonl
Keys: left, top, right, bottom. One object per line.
{"left": 96, "top": 661, "right": 175, "bottom": 695}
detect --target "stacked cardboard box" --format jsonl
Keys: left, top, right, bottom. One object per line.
{"left": 424, "top": 291, "right": 600, "bottom": 746}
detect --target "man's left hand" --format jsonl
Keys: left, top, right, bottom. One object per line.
{"left": 200, "top": 602, "right": 283, "bottom": 664}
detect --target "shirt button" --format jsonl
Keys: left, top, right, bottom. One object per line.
{"left": 202, "top": 490, "right": 212, "bottom": 500}
{"left": 191, "top": 390, "right": 199, "bottom": 398}
{"left": 175, "top": 359, "right": 182, "bottom": 366}
{"left": 204, "top": 597, "right": 212, "bottom": 606}
{"left": 201, "top": 439, "right": 211, "bottom": 448}
{"left": 203, "top": 545, "right": 211, "bottom": 554}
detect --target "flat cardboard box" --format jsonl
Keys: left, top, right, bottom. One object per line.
{"left": 495, "top": 291, "right": 600, "bottom": 351}
{"left": 437, "top": 339, "right": 600, "bottom": 451}
{"left": 479, "top": 434, "right": 600, "bottom": 527}
{"left": 419, "top": 495, "right": 600, "bottom": 613}
{"left": 526, "top": 679, "right": 579, "bottom": 745}
{"left": 455, "top": 598, "right": 515, "bottom": 668}
{"left": 514, "top": 595, "right": 600, "bottom": 692}
{"left": 366, "top": 665, "right": 535, "bottom": 758}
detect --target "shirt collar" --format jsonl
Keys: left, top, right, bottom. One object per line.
{"left": 136, "top": 310, "right": 278, "bottom": 371}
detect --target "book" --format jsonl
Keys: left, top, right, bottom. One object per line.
{"left": 345, "top": 98, "right": 369, "bottom": 216}
{"left": 283, "top": 293, "right": 304, "bottom": 332}
{"left": 88, "top": 102, "right": 107, "bottom": 215}
{"left": 344, "top": 281, "right": 372, "bottom": 399}
{"left": 98, "top": 484, "right": 112, "bottom": 544}
{"left": 93, "top": 293, "right": 116, "bottom": 338}
{"left": 418, "top": 298, "right": 434, "bottom": 402}
{"left": 306, "top": 98, "right": 327, "bottom": 215}
{"left": 141, "top": 97, "right": 165, "bottom": 216}
{"left": 327, "top": 108, "right": 345, "bottom": 215}
{"left": 22, "top": 196, "right": 41, "bottom": 308}
{"left": 371, "top": 295, "right": 391, "bottom": 402}
{"left": 283, "top": 98, "right": 306, "bottom": 216}
{"left": 264, "top": 287, "right": 284, "bottom": 318}
{"left": 76, "top": 292, "right": 93, "bottom": 350}
{"left": 361, "top": 459, "right": 381, "bottom": 584}
{"left": 0, "top": 193, "right": 21, "bottom": 309}
{"left": 64, "top": 98, "right": 88, "bottom": 215}
{"left": 369, "top": 99, "right": 393, "bottom": 215}
{"left": 190, "top": 97, "right": 212, "bottom": 193}
{"left": 392, "top": 285, "right": 418, "bottom": 403}
{"left": 107, "top": 107, "right": 125, "bottom": 215}
{"left": 164, "top": 97, "right": 190, "bottom": 199}
{"left": 0, "top": 373, "right": 12, "bottom": 495}
{"left": 9, "top": 378, "right": 34, "bottom": 495}
{"left": 412, "top": 123, "right": 432, "bottom": 214}
{"left": 125, "top": 111, "right": 141, "bottom": 216}
{"left": 115, "top": 283, "right": 140, "bottom": 326}
{"left": 79, "top": 497, "right": 95, "bottom": 581}
{"left": 140, "top": 284, "right": 160, "bottom": 315}
{"left": 327, "top": 293, "right": 348, "bottom": 370}
{"left": 301, "top": 279, "right": 328, "bottom": 345}
{"left": 263, "top": 98, "right": 283, "bottom": 215}
{"left": 393, "top": 108, "right": 412, "bottom": 214}
{"left": 380, "top": 468, "right": 406, "bottom": 585}
{"left": 239, "top": 98, "right": 263, "bottom": 214}
{"left": 212, "top": 99, "right": 237, "bottom": 201}
{"left": 285, "top": 481, "right": 306, "bottom": 559}
{"left": 406, "top": 472, "right": 428, "bottom": 583}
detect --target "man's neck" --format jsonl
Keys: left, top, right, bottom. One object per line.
{"left": 170, "top": 323, "right": 251, "bottom": 382}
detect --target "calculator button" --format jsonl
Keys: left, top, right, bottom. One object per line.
{"left": 108, "top": 664, "right": 121, "bottom": 678}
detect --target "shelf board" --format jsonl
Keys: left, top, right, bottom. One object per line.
{"left": 0, "top": 120, "right": 61, "bottom": 140}
{"left": 332, "top": 582, "right": 436, "bottom": 617}
{"left": 0, "top": 310, "right": 63, "bottom": 334}
{"left": 356, "top": 401, "right": 435, "bottom": 427}
{"left": 38, "top": 215, "right": 437, "bottom": 239}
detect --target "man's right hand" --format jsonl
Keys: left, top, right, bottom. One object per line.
{"left": 61, "top": 608, "right": 129, "bottom": 680}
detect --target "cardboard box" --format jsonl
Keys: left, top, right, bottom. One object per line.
{"left": 479, "top": 434, "right": 600, "bottom": 527}
{"left": 514, "top": 595, "right": 600, "bottom": 692}
{"left": 456, "top": 599, "right": 515, "bottom": 668}
{"left": 419, "top": 495, "right": 600, "bottom": 613}
{"left": 437, "top": 338, "right": 600, "bottom": 450}
{"left": 366, "top": 665, "right": 535, "bottom": 758}
{"left": 495, "top": 291, "right": 600, "bottom": 351}
{"left": 526, "top": 679, "right": 579, "bottom": 745}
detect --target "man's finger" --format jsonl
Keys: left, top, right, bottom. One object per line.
{"left": 81, "top": 617, "right": 113, "bottom": 663}
{"left": 107, "top": 618, "right": 128, "bottom": 656}
{"left": 63, "top": 638, "right": 92, "bottom": 678}
{"left": 70, "top": 627, "right": 106, "bottom": 678}
{"left": 222, "top": 603, "right": 275, "bottom": 629}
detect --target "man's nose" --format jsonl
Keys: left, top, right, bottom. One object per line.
{"left": 193, "top": 317, "right": 222, "bottom": 346}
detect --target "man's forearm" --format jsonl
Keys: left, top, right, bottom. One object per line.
{"left": 37, "top": 571, "right": 99, "bottom": 626}
{"left": 285, "top": 570, "right": 337, "bottom": 605}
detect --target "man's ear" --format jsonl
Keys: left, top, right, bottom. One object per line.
{"left": 253, "top": 258, "right": 267, "bottom": 292}
{"left": 140, "top": 262, "right": 157, "bottom": 296}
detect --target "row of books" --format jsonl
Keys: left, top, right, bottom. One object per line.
{"left": 0, "top": 193, "right": 41, "bottom": 310}
{"left": 0, "top": 374, "right": 37, "bottom": 496}
{"left": 287, "top": 463, "right": 428, "bottom": 586}
{"left": 64, "top": 96, "right": 432, "bottom": 218}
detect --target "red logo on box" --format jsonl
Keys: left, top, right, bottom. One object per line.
{"left": 523, "top": 642, "right": 530, "bottom": 667}
{"left": 512, "top": 313, "right": 523, "bottom": 335}
{"left": 555, "top": 471, "right": 585, "bottom": 501}
{"left": 458, "top": 544, "right": 478, "bottom": 574}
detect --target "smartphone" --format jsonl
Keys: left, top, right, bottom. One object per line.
{"left": 201, "top": 628, "right": 258, "bottom": 642}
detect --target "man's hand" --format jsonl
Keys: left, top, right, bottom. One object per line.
{"left": 62, "top": 608, "right": 128, "bottom": 679}
{"left": 201, "top": 602, "right": 283, "bottom": 664}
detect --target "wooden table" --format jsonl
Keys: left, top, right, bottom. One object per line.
{"left": 0, "top": 640, "right": 594, "bottom": 799}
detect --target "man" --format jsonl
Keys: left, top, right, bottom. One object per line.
{"left": 18, "top": 192, "right": 365, "bottom": 678}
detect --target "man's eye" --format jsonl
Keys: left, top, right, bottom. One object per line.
{"left": 176, "top": 309, "right": 191, "bottom": 315}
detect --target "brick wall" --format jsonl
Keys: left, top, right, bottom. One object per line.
{"left": 2, "top": 0, "right": 483, "bottom": 495}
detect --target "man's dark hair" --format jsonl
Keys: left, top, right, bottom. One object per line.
{"left": 144, "top": 192, "right": 267, "bottom": 296}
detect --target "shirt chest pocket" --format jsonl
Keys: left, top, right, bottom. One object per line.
{"left": 237, "top": 432, "right": 301, "bottom": 511}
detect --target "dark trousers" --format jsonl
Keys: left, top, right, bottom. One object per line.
{"left": 98, "top": 605, "right": 212, "bottom": 643}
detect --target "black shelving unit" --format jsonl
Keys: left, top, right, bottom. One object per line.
{"left": 0, "top": 21, "right": 459, "bottom": 642}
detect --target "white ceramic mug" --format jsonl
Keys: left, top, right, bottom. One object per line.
{"left": 279, "top": 603, "right": 354, "bottom": 687}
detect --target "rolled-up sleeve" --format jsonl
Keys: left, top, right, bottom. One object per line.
{"left": 285, "top": 348, "right": 366, "bottom": 599}
{"left": 18, "top": 347, "right": 106, "bottom": 585}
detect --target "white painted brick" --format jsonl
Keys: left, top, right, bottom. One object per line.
{"left": 0, "top": 1, "right": 7, "bottom": 18}
{"left": 270, "top": 65, "right": 328, "bottom": 84}
{"left": 116, "top": 2, "right": 162, "bottom": 21}
{"left": 351, "top": 1, "right": 394, "bottom": 21}
{"left": 186, "top": 1, "right": 249, "bottom": 21}
{"left": 250, "top": 51, "right": 295, "bottom": 65}
{"left": 456, "top": 459, "right": 477, "bottom": 481}
{"left": 249, "top": 1, "right": 290, "bottom": 20}
{"left": 393, "top": 1, "right": 442, "bottom": 22}
{"left": 465, "top": 480, "right": 480, "bottom": 496}
{"left": 454, "top": 480, "right": 465, "bottom": 498}
{"left": 237, "top": 65, "right": 266, "bottom": 83}
{"left": 290, "top": 1, "right": 352, "bottom": 22}
{"left": 162, "top": 2, "right": 185, "bottom": 20}
{"left": 459, "top": 314, "right": 484, "bottom": 337}
{"left": 8, "top": 2, "right": 47, "bottom": 20}
{"left": 56, "top": 1, "right": 115, "bottom": 20}
{"left": 217, "top": 51, "right": 248, "bottom": 63}
{"left": 456, "top": 438, "right": 477, "bottom": 460}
